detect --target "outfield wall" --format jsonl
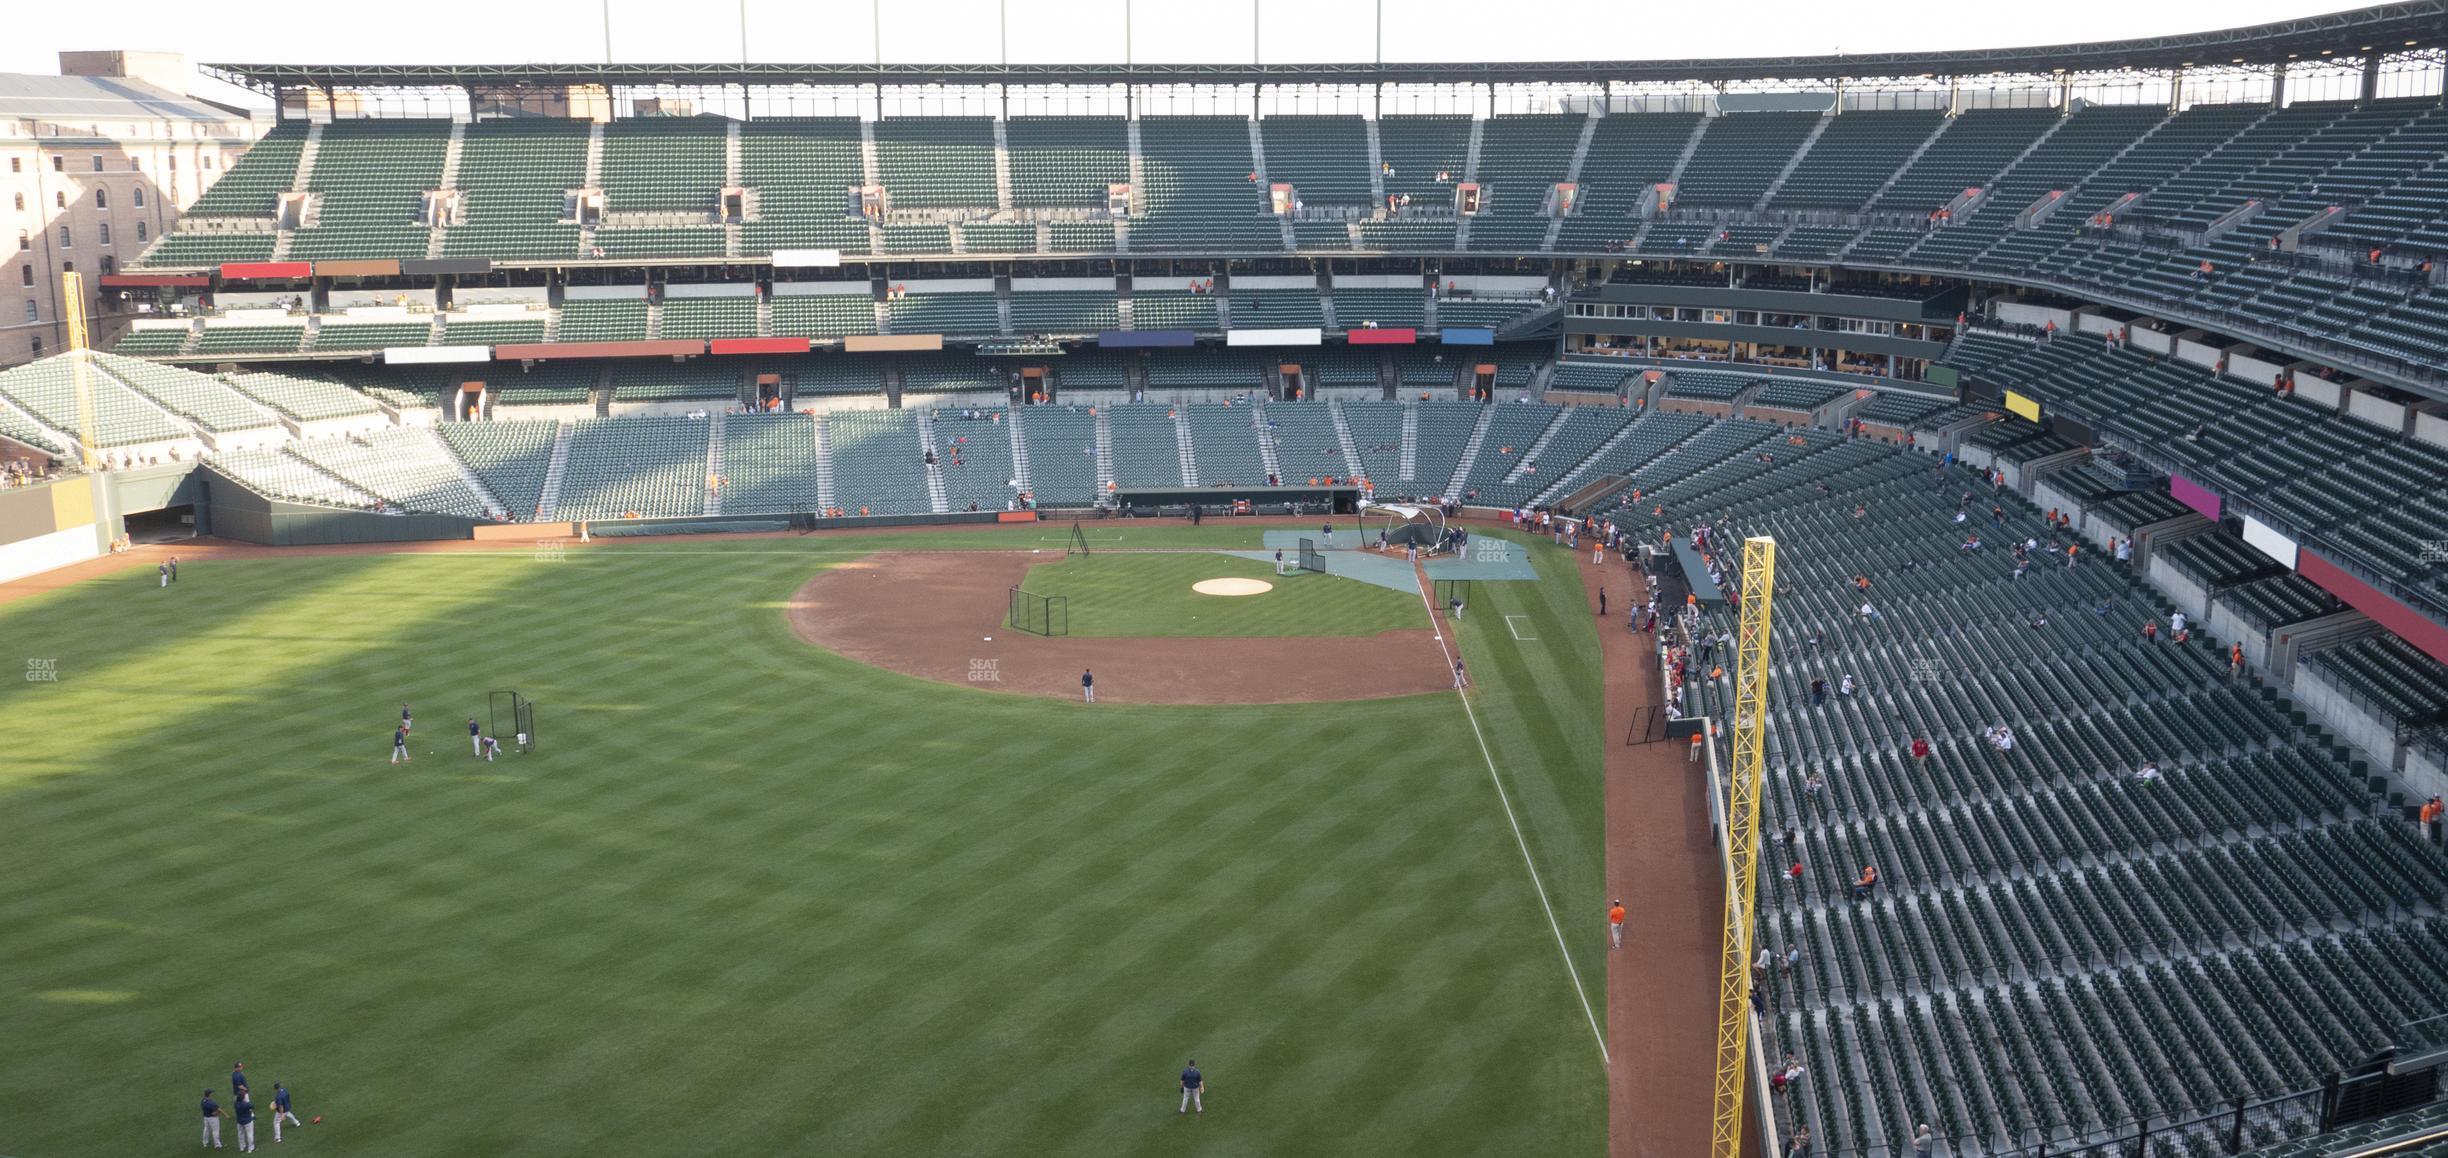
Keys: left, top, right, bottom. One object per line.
{"left": 0, "top": 477, "right": 103, "bottom": 583}
{"left": 198, "top": 468, "right": 480, "bottom": 546}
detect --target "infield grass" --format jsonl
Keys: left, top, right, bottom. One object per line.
{"left": 0, "top": 528, "right": 1607, "bottom": 1157}
{"left": 1017, "top": 550, "right": 1422, "bottom": 638}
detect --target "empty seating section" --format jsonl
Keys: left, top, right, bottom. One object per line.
{"left": 1338, "top": 401, "right": 1404, "bottom": 485}
{"left": 1107, "top": 404, "right": 1185, "bottom": 487}
{"left": 446, "top": 119, "right": 589, "bottom": 259}
{"left": 610, "top": 363, "right": 741, "bottom": 402}
{"left": 659, "top": 297, "right": 758, "bottom": 341}
{"left": 1434, "top": 296, "right": 1543, "bottom": 330}
{"left": 1290, "top": 220, "right": 1351, "bottom": 251}
{"left": 1479, "top": 406, "right": 1631, "bottom": 507}
{"left": 825, "top": 409, "right": 931, "bottom": 515}
{"left": 597, "top": 226, "right": 725, "bottom": 258}
{"left": 1182, "top": 404, "right": 1267, "bottom": 485}
{"left": 186, "top": 121, "right": 307, "bottom": 218}
{"left": 1016, "top": 407, "right": 1100, "bottom": 506}
{"left": 1258, "top": 116, "right": 1373, "bottom": 206}
{"left": 93, "top": 353, "right": 277, "bottom": 434}
{"left": 927, "top": 409, "right": 1016, "bottom": 512}
{"left": 193, "top": 325, "right": 305, "bottom": 356}
{"left": 1584, "top": 417, "right": 2448, "bottom": 1158}
{"left": 1676, "top": 112, "right": 1821, "bottom": 207}
{"left": 601, "top": 118, "right": 725, "bottom": 213}
{"left": 1357, "top": 219, "right": 1456, "bottom": 251}
{"left": 438, "top": 418, "right": 560, "bottom": 511}
{"left": 1230, "top": 289, "right": 1323, "bottom": 330}
{"left": 1471, "top": 114, "right": 1581, "bottom": 232}
{"left": 771, "top": 294, "right": 876, "bottom": 340}
{"left": 1009, "top": 291, "right": 1117, "bottom": 333}
{"left": 1556, "top": 113, "right": 1700, "bottom": 251}
{"left": 313, "top": 320, "right": 431, "bottom": 352}
{"left": 554, "top": 416, "right": 709, "bottom": 519}
{"left": 881, "top": 223, "right": 951, "bottom": 254}
{"left": 2304, "top": 636, "right": 2448, "bottom": 731}
{"left": 1873, "top": 107, "right": 2057, "bottom": 212}
{"left": 558, "top": 299, "right": 650, "bottom": 343}
{"left": 1458, "top": 402, "right": 1559, "bottom": 500}
{"left": 111, "top": 328, "right": 191, "bottom": 356}
{"left": 1131, "top": 291, "right": 1219, "bottom": 331}
{"left": 1131, "top": 117, "right": 1279, "bottom": 252}
{"left": 874, "top": 117, "right": 997, "bottom": 207}
{"left": 718, "top": 413, "right": 822, "bottom": 513}
{"left": 133, "top": 232, "right": 276, "bottom": 268}
{"left": 1331, "top": 286, "right": 1425, "bottom": 330}
{"left": 220, "top": 370, "right": 383, "bottom": 422}
{"left": 1006, "top": 117, "right": 1128, "bottom": 208}
{"left": 738, "top": 119, "right": 870, "bottom": 256}
{"left": 288, "top": 120, "right": 451, "bottom": 260}
{"left": 1048, "top": 222, "right": 1116, "bottom": 252}
{"left": 289, "top": 428, "right": 490, "bottom": 518}
{"left": 894, "top": 353, "right": 999, "bottom": 394}
{"left": 1550, "top": 361, "right": 1631, "bottom": 393}
{"left": 1665, "top": 368, "right": 1757, "bottom": 401}
{"left": 1263, "top": 401, "right": 1346, "bottom": 482}
{"left": 887, "top": 293, "right": 1000, "bottom": 335}
{"left": 960, "top": 223, "right": 1035, "bottom": 253}
{"left": 438, "top": 316, "right": 547, "bottom": 346}
{"left": 1771, "top": 110, "right": 1937, "bottom": 208}
{"left": 1749, "top": 378, "right": 1849, "bottom": 411}
{"left": 797, "top": 354, "right": 886, "bottom": 395}
{"left": 1374, "top": 116, "right": 1471, "bottom": 201}
{"left": 208, "top": 448, "right": 378, "bottom": 508}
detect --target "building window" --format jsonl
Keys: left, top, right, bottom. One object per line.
{"left": 22, "top": 301, "right": 35, "bottom": 324}
{"left": 14, "top": 231, "right": 25, "bottom": 251}
{"left": 97, "top": 223, "right": 110, "bottom": 246}
{"left": 132, "top": 186, "right": 144, "bottom": 208}
{"left": 135, "top": 221, "right": 146, "bottom": 242}
{"left": 90, "top": 155, "right": 102, "bottom": 172}
{"left": 57, "top": 226, "right": 70, "bottom": 248}
{"left": 54, "top": 191, "right": 65, "bottom": 209}
{"left": 28, "top": 335, "right": 39, "bottom": 356}
{"left": 7, "top": 157, "right": 17, "bottom": 173}
{"left": 202, "top": 154, "right": 214, "bottom": 170}
{"left": 9, "top": 193, "right": 18, "bottom": 211}
{"left": 167, "top": 155, "right": 176, "bottom": 170}
{"left": 16, "top": 266, "right": 28, "bottom": 287}
{"left": 50, "top": 155, "right": 62, "bottom": 172}
{"left": 99, "top": 254, "right": 113, "bottom": 275}
{"left": 94, "top": 188, "right": 107, "bottom": 210}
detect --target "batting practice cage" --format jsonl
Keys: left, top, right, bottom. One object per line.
{"left": 1434, "top": 578, "right": 1474, "bottom": 613}
{"left": 1066, "top": 522, "right": 1092, "bottom": 556}
{"left": 1297, "top": 538, "right": 1327, "bottom": 573}
{"left": 489, "top": 690, "right": 536, "bottom": 752}
{"left": 1364, "top": 502, "right": 1447, "bottom": 550}
{"left": 1009, "top": 586, "right": 1070, "bottom": 636}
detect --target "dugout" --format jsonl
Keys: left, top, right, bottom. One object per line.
{"left": 1111, "top": 484, "right": 1362, "bottom": 517}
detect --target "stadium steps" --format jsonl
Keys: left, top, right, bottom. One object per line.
{"left": 1246, "top": 118, "right": 1296, "bottom": 252}
{"left": 1398, "top": 402, "right": 1419, "bottom": 477}
{"left": 871, "top": 290, "right": 891, "bottom": 336}
{"left": 1316, "top": 286, "right": 1340, "bottom": 332}
{"left": 811, "top": 413, "right": 837, "bottom": 511}
{"left": 290, "top": 123, "right": 323, "bottom": 193}
{"left": 1540, "top": 112, "right": 1603, "bottom": 251}
{"left": 1006, "top": 406, "right": 1033, "bottom": 489}
{"left": 1331, "top": 400, "right": 1368, "bottom": 478}
{"left": 1251, "top": 400, "right": 1284, "bottom": 480}
{"left": 424, "top": 122, "right": 467, "bottom": 260}
{"left": 1754, "top": 113, "right": 1833, "bottom": 209}
{"left": 1443, "top": 403, "right": 1495, "bottom": 500}
{"left": 431, "top": 426, "right": 506, "bottom": 518}
{"left": 536, "top": 420, "right": 574, "bottom": 519}
{"left": 1863, "top": 112, "right": 1959, "bottom": 205}
{"left": 916, "top": 409, "right": 950, "bottom": 513}
{"left": 995, "top": 282, "right": 1014, "bottom": 336}
{"left": 1666, "top": 114, "right": 1711, "bottom": 185}
{"left": 1364, "top": 117, "right": 1389, "bottom": 209}
{"left": 1532, "top": 414, "right": 1655, "bottom": 506}
{"left": 1093, "top": 407, "right": 1116, "bottom": 499}
{"left": 705, "top": 413, "right": 726, "bottom": 516}
{"left": 1173, "top": 408, "right": 1200, "bottom": 486}
{"left": 991, "top": 118, "right": 1016, "bottom": 211}
{"left": 1033, "top": 221, "right": 1052, "bottom": 254}
{"left": 645, "top": 299, "right": 662, "bottom": 340}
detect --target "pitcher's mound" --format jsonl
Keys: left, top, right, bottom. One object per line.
{"left": 1192, "top": 577, "right": 1275, "bottom": 596}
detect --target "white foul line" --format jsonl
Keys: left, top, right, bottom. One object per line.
{"left": 1412, "top": 569, "right": 1610, "bottom": 1067}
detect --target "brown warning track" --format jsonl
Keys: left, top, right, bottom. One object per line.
{"left": 1582, "top": 554, "right": 1731, "bottom": 1158}
{"left": 787, "top": 549, "right": 1455, "bottom": 704}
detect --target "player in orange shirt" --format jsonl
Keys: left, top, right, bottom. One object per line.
{"left": 1607, "top": 899, "right": 1627, "bottom": 950}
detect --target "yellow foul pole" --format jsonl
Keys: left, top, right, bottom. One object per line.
{"left": 1709, "top": 534, "right": 1777, "bottom": 1158}
{"left": 62, "top": 271, "right": 100, "bottom": 469}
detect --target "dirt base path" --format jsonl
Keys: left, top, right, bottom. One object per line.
{"left": 788, "top": 550, "right": 1454, "bottom": 705}
{"left": 1581, "top": 555, "right": 1729, "bottom": 1158}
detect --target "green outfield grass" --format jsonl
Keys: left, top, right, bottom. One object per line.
{"left": 1017, "top": 551, "right": 1423, "bottom": 638}
{"left": 0, "top": 530, "right": 1607, "bottom": 1157}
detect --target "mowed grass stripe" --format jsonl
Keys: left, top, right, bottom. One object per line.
{"left": 1, "top": 535, "right": 1602, "bottom": 1157}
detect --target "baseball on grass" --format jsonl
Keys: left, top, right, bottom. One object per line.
{"left": 311, "top": 1116, "right": 322, "bottom": 1124}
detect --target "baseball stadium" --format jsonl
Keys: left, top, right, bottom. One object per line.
{"left": 10, "top": 3, "right": 2448, "bottom": 1155}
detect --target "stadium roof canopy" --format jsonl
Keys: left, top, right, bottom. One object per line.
{"left": 206, "top": 2, "right": 2448, "bottom": 91}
